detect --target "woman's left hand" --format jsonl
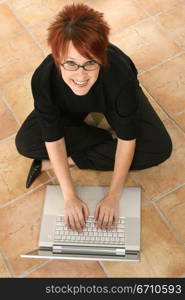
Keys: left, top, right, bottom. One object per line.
{"left": 94, "top": 194, "right": 120, "bottom": 230}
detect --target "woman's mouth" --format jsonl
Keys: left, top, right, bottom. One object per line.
{"left": 72, "top": 79, "right": 89, "bottom": 87}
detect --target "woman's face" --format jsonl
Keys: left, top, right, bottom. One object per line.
{"left": 60, "top": 41, "right": 100, "bottom": 96}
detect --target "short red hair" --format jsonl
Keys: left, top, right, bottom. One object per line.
{"left": 47, "top": 3, "right": 110, "bottom": 74}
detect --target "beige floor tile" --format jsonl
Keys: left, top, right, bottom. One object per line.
{"left": 110, "top": 19, "right": 180, "bottom": 71}
{"left": 0, "top": 3, "right": 23, "bottom": 40}
{"left": 156, "top": 3, "right": 185, "bottom": 47}
{"left": 51, "top": 168, "right": 136, "bottom": 188}
{"left": 131, "top": 119, "right": 185, "bottom": 199}
{"left": 101, "top": 252, "right": 156, "bottom": 278}
{"left": 0, "top": 137, "right": 49, "bottom": 205}
{"left": 1, "top": 73, "right": 34, "bottom": 124}
{"left": 0, "top": 32, "right": 43, "bottom": 85}
{"left": 139, "top": 53, "right": 185, "bottom": 115}
{"left": 26, "top": 260, "right": 106, "bottom": 278}
{"left": 156, "top": 185, "right": 185, "bottom": 243}
{"left": 141, "top": 205, "right": 185, "bottom": 277}
{"left": 173, "top": 112, "right": 185, "bottom": 132}
{"left": 0, "top": 187, "right": 48, "bottom": 276}
{"left": 88, "top": 0, "right": 147, "bottom": 34}
{"left": 0, "top": 254, "right": 11, "bottom": 278}
{"left": 29, "top": 19, "right": 51, "bottom": 55}
{"left": 136, "top": 0, "right": 183, "bottom": 15}
{"left": 0, "top": 96, "right": 19, "bottom": 139}
{"left": 7, "top": 0, "right": 69, "bottom": 27}
{"left": 73, "top": 0, "right": 87, "bottom": 3}
{"left": 163, "top": 119, "right": 185, "bottom": 151}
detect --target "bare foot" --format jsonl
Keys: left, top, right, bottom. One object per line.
{"left": 68, "top": 156, "right": 76, "bottom": 167}
{"left": 41, "top": 160, "right": 52, "bottom": 171}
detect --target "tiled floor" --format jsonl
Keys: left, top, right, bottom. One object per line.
{"left": 0, "top": 0, "right": 185, "bottom": 278}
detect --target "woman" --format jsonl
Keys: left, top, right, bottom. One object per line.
{"left": 15, "top": 3, "right": 172, "bottom": 232}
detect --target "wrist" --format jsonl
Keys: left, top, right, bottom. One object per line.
{"left": 106, "top": 189, "right": 123, "bottom": 198}
{"left": 60, "top": 187, "right": 77, "bottom": 200}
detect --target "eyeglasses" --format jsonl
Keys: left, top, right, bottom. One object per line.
{"left": 60, "top": 60, "right": 101, "bottom": 71}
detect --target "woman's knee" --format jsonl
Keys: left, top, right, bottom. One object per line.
{"left": 15, "top": 128, "right": 28, "bottom": 156}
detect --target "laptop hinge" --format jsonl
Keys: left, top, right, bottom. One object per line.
{"left": 53, "top": 245, "right": 126, "bottom": 256}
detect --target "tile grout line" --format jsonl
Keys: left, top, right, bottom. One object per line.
{"left": 153, "top": 1, "right": 185, "bottom": 16}
{"left": 6, "top": 1, "right": 46, "bottom": 58}
{"left": 138, "top": 83, "right": 185, "bottom": 135}
{"left": 0, "top": 90, "right": 21, "bottom": 126}
{"left": 134, "top": 0, "right": 185, "bottom": 17}
{"left": 0, "top": 70, "right": 34, "bottom": 89}
{"left": 98, "top": 261, "right": 108, "bottom": 278}
{"left": 17, "top": 260, "right": 51, "bottom": 278}
{"left": 0, "top": 133, "right": 17, "bottom": 143}
{"left": 110, "top": 14, "right": 155, "bottom": 37}
{"left": 142, "top": 182, "right": 185, "bottom": 209}
{"left": 139, "top": 85, "right": 170, "bottom": 120}
{"left": 0, "top": 166, "right": 77, "bottom": 209}
{"left": 131, "top": 177, "right": 185, "bottom": 210}
{"left": 163, "top": 114, "right": 185, "bottom": 138}
{"left": 152, "top": 15, "right": 185, "bottom": 49}
{"left": 0, "top": 247, "right": 16, "bottom": 278}
{"left": 146, "top": 182, "right": 185, "bottom": 204}
{"left": 174, "top": 109, "right": 185, "bottom": 116}
{"left": 110, "top": 5, "right": 185, "bottom": 51}
{"left": 0, "top": 177, "right": 55, "bottom": 209}
{"left": 152, "top": 202, "right": 185, "bottom": 248}
{"left": 141, "top": 84, "right": 185, "bottom": 118}
{"left": 0, "top": 29, "right": 28, "bottom": 43}
{"left": 138, "top": 49, "right": 185, "bottom": 75}
{"left": 132, "top": 0, "right": 151, "bottom": 17}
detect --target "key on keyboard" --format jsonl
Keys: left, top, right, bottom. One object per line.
{"left": 54, "top": 216, "right": 126, "bottom": 247}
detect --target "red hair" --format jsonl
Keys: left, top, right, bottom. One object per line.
{"left": 47, "top": 3, "right": 110, "bottom": 74}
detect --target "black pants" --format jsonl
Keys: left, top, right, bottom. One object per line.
{"left": 15, "top": 110, "right": 172, "bottom": 171}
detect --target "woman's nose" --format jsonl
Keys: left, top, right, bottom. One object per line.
{"left": 75, "top": 66, "right": 87, "bottom": 77}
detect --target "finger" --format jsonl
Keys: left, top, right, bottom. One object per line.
{"left": 97, "top": 210, "right": 106, "bottom": 229}
{"left": 102, "top": 212, "right": 110, "bottom": 230}
{"left": 94, "top": 203, "right": 100, "bottom": 221}
{"left": 68, "top": 214, "right": 76, "bottom": 231}
{"left": 64, "top": 215, "right": 71, "bottom": 230}
{"left": 73, "top": 212, "right": 83, "bottom": 232}
{"left": 111, "top": 218, "right": 117, "bottom": 230}
{"left": 107, "top": 213, "right": 114, "bottom": 230}
{"left": 76, "top": 209, "right": 86, "bottom": 230}
{"left": 112, "top": 214, "right": 119, "bottom": 230}
{"left": 82, "top": 204, "right": 89, "bottom": 221}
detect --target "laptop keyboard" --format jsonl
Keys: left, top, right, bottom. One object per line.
{"left": 54, "top": 216, "right": 126, "bottom": 247}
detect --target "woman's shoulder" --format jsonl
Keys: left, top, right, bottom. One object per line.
{"left": 31, "top": 54, "right": 57, "bottom": 90}
{"left": 101, "top": 43, "right": 139, "bottom": 97}
{"left": 103, "top": 43, "right": 138, "bottom": 84}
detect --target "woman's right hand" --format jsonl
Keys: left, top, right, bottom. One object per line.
{"left": 63, "top": 194, "right": 89, "bottom": 232}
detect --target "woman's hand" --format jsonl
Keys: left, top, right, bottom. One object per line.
{"left": 94, "top": 194, "right": 120, "bottom": 230}
{"left": 64, "top": 194, "right": 89, "bottom": 232}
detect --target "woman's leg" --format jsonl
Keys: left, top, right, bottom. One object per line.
{"left": 15, "top": 110, "right": 49, "bottom": 160}
{"left": 15, "top": 110, "right": 76, "bottom": 170}
{"left": 70, "top": 136, "right": 173, "bottom": 171}
{"left": 15, "top": 109, "right": 113, "bottom": 168}
{"left": 15, "top": 109, "right": 172, "bottom": 172}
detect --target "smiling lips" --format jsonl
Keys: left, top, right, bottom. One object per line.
{"left": 72, "top": 79, "right": 89, "bottom": 87}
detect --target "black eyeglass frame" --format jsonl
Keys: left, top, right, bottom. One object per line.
{"left": 60, "top": 60, "right": 101, "bottom": 71}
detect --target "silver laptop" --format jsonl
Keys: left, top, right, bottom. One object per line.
{"left": 21, "top": 185, "right": 141, "bottom": 262}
